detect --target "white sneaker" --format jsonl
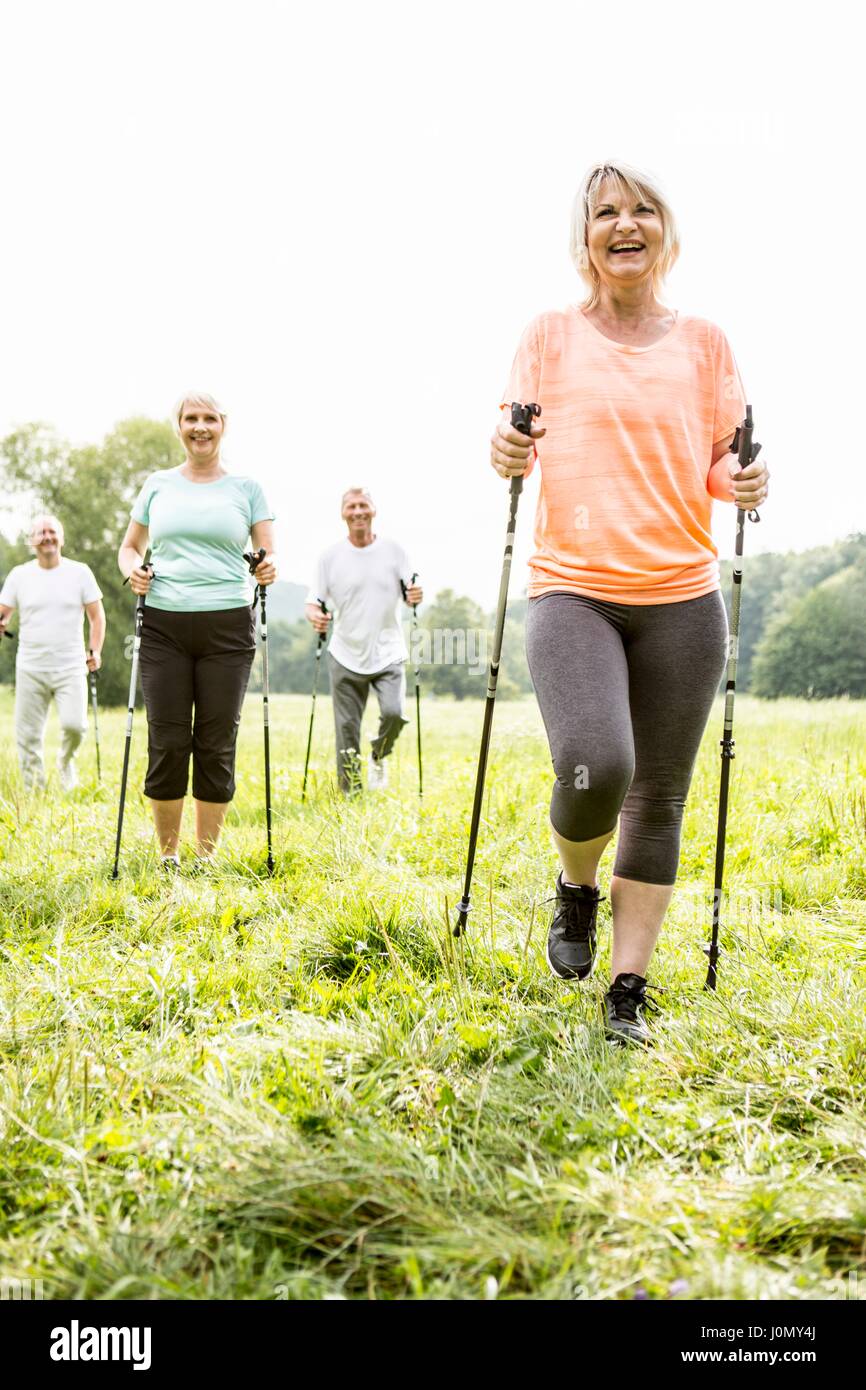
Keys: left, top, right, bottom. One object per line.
{"left": 367, "top": 754, "right": 388, "bottom": 790}
{"left": 58, "top": 761, "right": 79, "bottom": 793}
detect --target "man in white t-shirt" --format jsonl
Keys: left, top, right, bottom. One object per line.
{"left": 306, "top": 488, "right": 422, "bottom": 792}
{"left": 0, "top": 514, "right": 106, "bottom": 791}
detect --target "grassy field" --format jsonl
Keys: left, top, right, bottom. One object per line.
{"left": 0, "top": 683, "right": 864, "bottom": 1301}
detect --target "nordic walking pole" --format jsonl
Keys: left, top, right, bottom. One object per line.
{"left": 705, "top": 405, "right": 762, "bottom": 990}
{"left": 88, "top": 649, "right": 102, "bottom": 784}
{"left": 400, "top": 572, "right": 423, "bottom": 800}
{"left": 454, "top": 401, "right": 541, "bottom": 936}
{"left": 244, "top": 548, "right": 274, "bottom": 874}
{"left": 112, "top": 563, "right": 152, "bottom": 878}
{"left": 301, "top": 598, "right": 329, "bottom": 803}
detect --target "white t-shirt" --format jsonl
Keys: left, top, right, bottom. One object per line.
{"left": 309, "top": 537, "right": 412, "bottom": 675}
{"left": 0, "top": 558, "right": 103, "bottom": 674}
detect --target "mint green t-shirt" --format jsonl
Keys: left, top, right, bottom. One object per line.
{"left": 131, "top": 469, "right": 275, "bottom": 612}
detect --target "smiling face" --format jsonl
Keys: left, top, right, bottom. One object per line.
{"left": 341, "top": 490, "right": 375, "bottom": 538}
{"left": 585, "top": 176, "right": 665, "bottom": 291}
{"left": 29, "top": 516, "right": 63, "bottom": 562}
{"left": 178, "top": 400, "right": 225, "bottom": 466}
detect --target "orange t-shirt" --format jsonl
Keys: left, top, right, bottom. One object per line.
{"left": 501, "top": 305, "right": 747, "bottom": 604}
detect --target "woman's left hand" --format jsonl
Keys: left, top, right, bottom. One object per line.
{"left": 252, "top": 553, "right": 278, "bottom": 586}
{"left": 728, "top": 454, "right": 770, "bottom": 511}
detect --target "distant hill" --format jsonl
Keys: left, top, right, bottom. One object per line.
{"left": 266, "top": 581, "right": 308, "bottom": 623}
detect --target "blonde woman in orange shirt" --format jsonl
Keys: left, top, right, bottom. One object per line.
{"left": 491, "top": 160, "right": 770, "bottom": 1044}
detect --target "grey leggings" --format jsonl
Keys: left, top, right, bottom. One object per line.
{"left": 525, "top": 590, "right": 728, "bottom": 885}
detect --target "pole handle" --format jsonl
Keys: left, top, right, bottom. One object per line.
{"left": 129, "top": 561, "right": 154, "bottom": 623}
{"left": 244, "top": 549, "right": 267, "bottom": 612}
{"left": 243, "top": 548, "right": 266, "bottom": 575}
{"left": 314, "top": 597, "right": 329, "bottom": 647}
{"left": 123, "top": 559, "right": 155, "bottom": 587}
{"left": 511, "top": 401, "right": 541, "bottom": 435}
{"left": 509, "top": 401, "right": 541, "bottom": 497}
{"left": 729, "top": 404, "right": 762, "bottom": 523}
{"left": 400, "top": 573, "right": 420, "bottom": 610}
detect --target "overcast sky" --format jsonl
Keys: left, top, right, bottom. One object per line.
{"left": 1, "top": 0, "right": 863, "bottom": 607}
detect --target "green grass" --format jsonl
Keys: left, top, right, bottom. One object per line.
{"left": 0, "top": 684, "right": 865, "bottom": 1300}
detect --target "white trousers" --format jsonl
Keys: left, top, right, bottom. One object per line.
{"left": 14, "top": 666, "right": 88, "bottom": 791}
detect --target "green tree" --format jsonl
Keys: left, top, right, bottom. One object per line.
{"left": 497, "top": 596, "right": 534, "bottom": 699}
{"left": 0, "top": 418, "right": 182, "bottom": 704}
{"left": 0, "top": 530, "right": 29, "bottom": 685}
{"left": 719, "top": 532, "right": 866, "bottom": 691}
{"left": 718, "top": 551, "right": 788, "bottom": 691}
{"left": 416, "top": 589, "right": 488, "bottom": 699}
{"left": 263, "top": 619, "right": 324, "bottom": 693}
{"left": 751, "top": 564, "right": 866, "bottom": 698}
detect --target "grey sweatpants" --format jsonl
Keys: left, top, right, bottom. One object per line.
{"left": 525, "top": 590, "right": 728, "bottom": 885}
{"left": 328, "top": 653, "right": 408, "bottom": 792}
{"left": 15, "top": 665, "right": 88, "bottom": 792}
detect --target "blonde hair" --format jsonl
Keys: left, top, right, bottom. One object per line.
{"left": 569, "top": 161, "right": 680, "bottom": 309}
{"left": 173, "top": 391, "right": 227, "bottom": 435}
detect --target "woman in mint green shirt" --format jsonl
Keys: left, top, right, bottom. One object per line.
{"left": 118, "top": 392, "right": 275, "bottom": 867}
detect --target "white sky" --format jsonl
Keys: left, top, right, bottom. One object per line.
{"left": 1, "top": 0, "right": 863, "bottom": 607}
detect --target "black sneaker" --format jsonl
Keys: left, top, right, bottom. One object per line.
{"left": 604, "top": 973, "right": 656, "bottom": 1045}
{"left": 545, "top": 873, "right": 603, "bottom": 981}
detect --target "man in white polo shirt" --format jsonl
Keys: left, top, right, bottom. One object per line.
{"left": 306, "top": 488, "right": 422, "bottom": 793}
{"left": 0, "top": 514, "right": 105, "bottom": 791}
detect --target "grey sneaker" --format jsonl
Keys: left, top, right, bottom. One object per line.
{"left": 545, "top": 873, "right": 603, "bottom": 981}
{"left": 604, "top": 973, "right": 657, "bottom": 1045}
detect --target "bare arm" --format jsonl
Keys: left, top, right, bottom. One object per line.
{"left": 118, "top": 519, "right": 153, "bottom": 595}
{"left": 85, "top": 599, "right": 106, "bottom": 671}
{"left": 0, "top": 602, "right": 13, "bottom": 634}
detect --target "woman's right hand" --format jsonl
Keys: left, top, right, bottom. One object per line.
{"left": 128, "top": 566, "right": 153, "bottom": 596}
{"left": 490, "top": 412, "right": 546, "bottom": 479}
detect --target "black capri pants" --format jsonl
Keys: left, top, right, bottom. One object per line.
{"left": 525, "top": 590, "right": 728, "bottom": 886}
{"left": 139, "top": 606, "right": 257, "bottom": 802}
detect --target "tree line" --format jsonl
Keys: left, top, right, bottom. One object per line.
{"left": 1, "top": 418, "right": 864, "bottom": 703}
